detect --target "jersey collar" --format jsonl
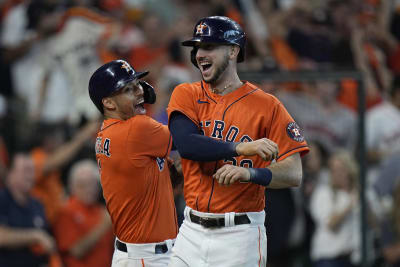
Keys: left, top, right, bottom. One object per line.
{"left": 201, "top": 80, "right": 256, "bottom": 101}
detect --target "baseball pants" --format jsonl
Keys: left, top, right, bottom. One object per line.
{"left": 112, "top": 238, "right": 175, "bottom": 267}
{"left": 168, "top": 206, "right": 267, "bottom": 267}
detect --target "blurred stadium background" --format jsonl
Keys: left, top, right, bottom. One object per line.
{"left": 0, "top": 0, "right": 400, "bottom": 266}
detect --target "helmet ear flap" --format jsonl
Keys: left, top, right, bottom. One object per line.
{"left": 139, "top": 80, "right": 156, "bottom": 104}
{"left": 190, "top": 47, "right": 199, "bottom": 68}
{"left": 237, "top": 48, "right": 245, "bottom": 63}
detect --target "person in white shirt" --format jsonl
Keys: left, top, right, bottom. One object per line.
{"left": 310, "top": 150, "right": 359, "bottom": 267}
{"left": 366, "top": 76, "right": 400, "bottom": 165}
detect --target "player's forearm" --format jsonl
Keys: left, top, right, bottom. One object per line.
{"left": 267, "top": 153, "right": 302, "bottom": 189}
{"left": 170, "top": 112, "right": 238, "bottom": 161}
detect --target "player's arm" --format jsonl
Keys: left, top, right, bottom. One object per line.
{"left": 169, "top": 112, "right": 278, "bottom": 161}
{"left": 213, "top": 153, "right": 302, "bottom": 188}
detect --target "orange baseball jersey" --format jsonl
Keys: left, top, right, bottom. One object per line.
{"left": 167, "top": 81, "right": 309, "bottom": 213}
{"left": 95, "top": 115, "right": 178, "bottom": 243}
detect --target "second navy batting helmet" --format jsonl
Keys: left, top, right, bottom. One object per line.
{"left": 182, "top": 16, "right": 246, "bottom": 67}
{"left": 89, "top": 60, "right": 155, "bottom": 113}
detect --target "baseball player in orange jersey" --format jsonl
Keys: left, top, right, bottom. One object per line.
{"left": 88, "top": 60, "right": 178, "bottom": 267}
{"left": 167, "top": 16, "right": 310, "bottom": 267}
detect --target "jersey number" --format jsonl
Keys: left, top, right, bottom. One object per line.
{"left": 224, "top": 157, "right": 253, "bottom": 168}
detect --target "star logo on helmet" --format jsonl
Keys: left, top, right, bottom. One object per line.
{"left": 119, "top": 60, "right": 133, "bottom": 73}
{"left": 196, "top": 23, "right": 208, "bottom": 35}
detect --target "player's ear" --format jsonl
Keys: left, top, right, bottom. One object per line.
{"left": 229, "top": 45, "right": 240, "bottom": 60}
{"left": 102, "top": 97, "right": 116, "bottom": 111}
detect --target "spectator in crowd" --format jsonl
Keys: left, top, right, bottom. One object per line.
{"left": 373, "top": 152, "right": 400, "bottom": 220}
{"left": 30, "top": 121, "right": 99, "bottom": 225}
{"left": 0, "top": 0, "right": 64, "bottom": 123}
{"left": 39, "top": 1, "right": 120, "bottom": 125}
{"left": 348, "top": 0, "right": 392, "bottom": 109}
{"left": 380, "top": 180, "right": 400, "bottom": 267}
{"left": 310, "top": 150, "right": 360, "bottom": 267}
{"left": 128, "top": 12, "right": 170, "bottom": 84}
{"left": 366, "top": 76, "right": 400, "bottom": 166}
{"left": 0, "top": 153, "right": 55, "bottom": 267}
{"left": 1, "top": 0, "right": 400, "bottom": 266}
{"left": 277, "top": 80, "right": 357, "bottom": 155}
{"left": 53, "top": 159, "right": 114, "bottom": 267}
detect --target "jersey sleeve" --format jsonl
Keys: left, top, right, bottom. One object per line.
{"left": 127, "top": 115, "right": 172, "bottom": 158}
{"left": 269, "top": 101, "right": 309, "bottom": 161}
{"left": 167, "top": 83, "right": 199, "bottom": 126}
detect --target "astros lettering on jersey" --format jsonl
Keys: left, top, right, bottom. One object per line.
{"left": 167, "top": 81, "right": 309, "bottom": 213}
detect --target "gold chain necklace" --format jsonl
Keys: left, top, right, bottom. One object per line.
{"left": 211, "top": 83, "right": 232, "bottom": 94}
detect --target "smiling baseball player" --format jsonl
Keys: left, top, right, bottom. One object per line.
{"left": 89, "top": 60, "right": 178, "bottom": 267}
{"left": 167, "top": 16, "right": 309, "bottom": 267}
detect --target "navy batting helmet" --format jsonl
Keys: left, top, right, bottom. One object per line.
{"left": 88, "top": 60, "right": 149, "bottom": 113}
{"left": 182, "top": 16, "right": 246, "bottom": 67}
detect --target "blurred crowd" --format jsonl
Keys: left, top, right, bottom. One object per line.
{"left": 0, "top": 0, "right": 400, "bottom": 266}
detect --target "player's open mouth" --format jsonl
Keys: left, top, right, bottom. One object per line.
{"left": 199, "top": 61, "right": 212, "bottom": 75}
{"left": 134, "top": 101, "right": 146, "bottom": 114}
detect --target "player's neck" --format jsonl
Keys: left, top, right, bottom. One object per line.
{"left": 104, "top": 111, "right": 124, "bottom": 120}
{"left": 210, "top": 73, "right": 242, "bottom": 96}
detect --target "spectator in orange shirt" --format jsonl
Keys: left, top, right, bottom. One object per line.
{"left": 53, "top": 159, "right": 114, "bottom": 267}
{"left": 30, "top": 121, "right": 100, "bottom": 225}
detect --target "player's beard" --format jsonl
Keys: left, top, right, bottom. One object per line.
{"left": 203, "top": 53, "right": 229, "bottom": 85}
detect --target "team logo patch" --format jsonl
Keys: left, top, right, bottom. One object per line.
{"left": 286, "top": 122, "right": 304, "bottom": 142}
{"left": 119, "top": 60, "right": 133, "bottom": 73}
{"left": 196, "top": 23, "right": 208, "bottom": 35}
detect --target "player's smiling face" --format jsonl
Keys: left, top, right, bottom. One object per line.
{"left": 110, "top": 80, "right": 146, "bottom": 119}
{"left": 195, "top": 43, "right": 230, "bottom": 84}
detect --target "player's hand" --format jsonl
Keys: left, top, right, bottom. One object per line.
{"left": 167, "top": 157, "right": 183, "bottom": 188}
{"left": 235, "top": 138, "right": 279, "bottom": 161}
{"left": 213, "top": 165, "right": 250, "bottom": 186}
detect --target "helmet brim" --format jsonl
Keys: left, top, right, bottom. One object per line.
{"left": 133, "top": 71, "right": 149, "bottom": 80}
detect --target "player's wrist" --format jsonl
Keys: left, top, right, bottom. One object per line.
{"left": 234, "top": 142, "right": 244, "bottom": 156}
{"left": 249, "top": 168, "right": 272, "bottom": 186}
{"left": 232, "top": 142, "right": 240, "bottom": 156}
{"left": 242, "top": 167, "right": 251, "bottom": 181}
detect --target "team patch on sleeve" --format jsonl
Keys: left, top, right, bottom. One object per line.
{"left": 286, "top": 122, "right": 304, "bottom": 142}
